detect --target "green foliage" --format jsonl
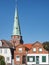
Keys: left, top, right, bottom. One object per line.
{"left": 43, "top": 41, "right": 49, "bottom": 51}
{"left": 0, "top": 55, "right": 4, "bottom": 60}
{"left": 0, "top": 55, "right": 6, "bottom": 65}
{"left": 0, "top": 60, "right": 6, "bottom": 65}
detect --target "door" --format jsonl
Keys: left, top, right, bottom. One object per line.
{"left": 22, "top": 55, "right": 26, "bottom": 64}
{"left": 36, "top": 56, "right": 39, "bottom": 64}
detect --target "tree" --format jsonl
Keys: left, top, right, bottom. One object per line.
{"left": 1, "top": 60, "right": 6, "bottom": 65}
{"left": 43, "top": 41, "right": 49, "bottom": 52}
{"left": 0, "top": 55, "right": 6, "bottom": 65}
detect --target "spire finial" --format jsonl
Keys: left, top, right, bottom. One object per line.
{"left": 15, "top": 0, "right": 18, "bottom": 8}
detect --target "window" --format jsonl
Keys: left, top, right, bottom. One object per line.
{"left": 0, "top": 41, "right": 2, "bottom": 46}
{"left": 29, "top": 57, "right": 33, "bottom": 62}
{"left": 0, "top": 49, "right": 2, "bottom": 53}
{"left": 33, "top": 56, "right": 35, "bottom": 62}
{"left": 42, "top": 56, "right": 46, "bottom": 62}
{"left": 39, "top": 48, "right": 42, "bottom": 52}
{"left": 19, "top": 48, "right": 22, "bottom": 52}
{"left": 7, "top": 57, "right": 10, "bottom": 61}
{"left": 4, "top": 49, "right": 7, "bottom": 53}
{"left": 33, "top": 48, "right": 36, "bottom": 52}
{"left": 16, "top": 56, "right": 20, "bottom": 61}
{"left": 27, "top": 56, "right": 35, "bottom": 62}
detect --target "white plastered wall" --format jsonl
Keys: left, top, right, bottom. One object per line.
{"left": 27, "top": 54, "right": 49, "bottom": 64}
{"left": 0, "top": 48, "right": 12, "bottom": 63}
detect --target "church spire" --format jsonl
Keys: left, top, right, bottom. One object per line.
{"left": 11, "top": 3, "right": 23, "bottom": 46}
{"left": 13, "top": 7, "right": 21, "bottom": 36}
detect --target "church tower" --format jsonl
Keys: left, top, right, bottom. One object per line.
{"left": 11, "top": 7, "right": 23, "bottom": 46}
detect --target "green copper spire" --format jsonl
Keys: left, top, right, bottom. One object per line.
{"left": 13, "top": 7, "right": 21, "bottom": 36}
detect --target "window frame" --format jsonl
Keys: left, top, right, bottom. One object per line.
{"left": 39, "top": 48, "right": 42, "bottom": 52}
{"left": 42, "top": 56, "right": 46, "bottom": 62}
{"left": 16, "top": 55, "right": 20, "bottom": 61}
{"left": 19, "top": 48, "right": 22, "bottom": 52}
{"left": 27, "top": 56, "right": 35, "bottom": 62}
{"left": 4, "top": 49, "right": 7, "bottom": 54}
{"left": 33, "top": 48, "right": 36, "bottom": 52}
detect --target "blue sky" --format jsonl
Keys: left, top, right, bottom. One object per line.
{"left": 0, "top": 0, "right": 49, "bottom": 43}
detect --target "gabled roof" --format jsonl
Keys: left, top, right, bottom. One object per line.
{"left": 15, "top": 44, "right": 29, "bottom": 50}
{"left": 24, "top": 41, "right": 43, "bottom": 50}
{"left": 0, "top": 40, "right": 13, "bottom": 48}
{"left": 16, "top": 44, "right": 27, "bottom": 48}
{"left": 24, "top": 44, "right": 32, "bottom": 49}
{"left": 32, "top": 41, "right": 42, "bottom": 46}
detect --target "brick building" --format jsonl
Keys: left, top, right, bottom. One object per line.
{"left": 10, "top": 7, "right": 49, "bottom": 65}
{"left": 0, "top": 6, "right": 49, "bottom": 65}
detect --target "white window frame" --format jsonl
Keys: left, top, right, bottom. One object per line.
{"left": 29, "top": 57, "right": 33, "bottom": 62}
{"left": 39, "top": 48, "right": 42, "bottom": 52}
{"left": 33, "top": 48, "right": 36, "bottom": 52}
{"left": 19, "top": 48, "right": 22, "bottom": 52}
{"left": 4, "top": 49, "right": 7, "bottom": 54}
{"left": 16, "top": 56, "right": 20, "bottom": 61}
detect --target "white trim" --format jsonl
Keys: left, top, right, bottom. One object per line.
{"left": 0, "top": 48, "right": 11, "bottom": 63}
{"left": 19, "top": 48, "right": 22, "bottom": 52}
{"left": 16, "top": 55, "right": 20, "bottom": 61}
{"left": 33, "top": 48, "right": 36, "bottom": 52}
{"left": 39, "top": 48, "right": 42, "bottom": 52}
{"left": 27, "top": 54, "right": 49, "bottom": 64}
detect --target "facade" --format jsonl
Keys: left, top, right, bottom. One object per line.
{"left": 11, "top": 7, "right": 49, "bottom": 65}
{"left": 14, "top": 44, "right": 28, "bottom": 64}
{"left": 13, "top": 41, "right": 49, "bottom": 65}
{"left": 27, "top": 42, "right": 49, "bottom": 65}
{"left": 0, "top": 6, "right": 49, "bottom": 65}
{"left": 0, "top": 40, "right": 12, "bottom": 65}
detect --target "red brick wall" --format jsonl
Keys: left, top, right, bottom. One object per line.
{"left": 14, "top": 44, "right": 27, "bottom": 64}
{"left": 28, "top": 43, "right": 48, "bottom": 54}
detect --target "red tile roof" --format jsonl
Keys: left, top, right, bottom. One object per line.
{"left": 24, "top": 44, "right": 32, "bottom": 49}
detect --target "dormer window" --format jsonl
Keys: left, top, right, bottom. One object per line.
{"left": 33, "top": 48, "right": 36, "bottom": 52}
{"left": 19, "top": 48, "right": 22, "bottom": 52}
{"left": 0, "top": 41, "right": 2, "bottom": 46}
{"left": 39, "top": 48, "right": 42, "bottom": 52}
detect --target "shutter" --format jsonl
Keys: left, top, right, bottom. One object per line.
{"left": 42, "top": 56, "right": 46, "bottom": 62}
